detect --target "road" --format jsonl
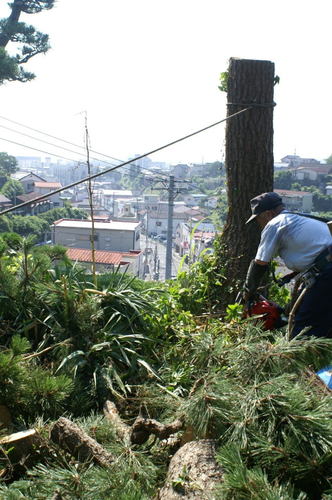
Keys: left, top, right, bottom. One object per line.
{"left": 140, "top": 234, "right": 187, "bottom": 281}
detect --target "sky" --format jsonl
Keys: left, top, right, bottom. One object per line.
{"left": 0, "top": 0, "right": 331, "bottom": 167}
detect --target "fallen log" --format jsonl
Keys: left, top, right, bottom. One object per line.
{"left": 103, "top": 400, "right": 131, "bottom": 442}
{"left": 50, "top": 417, "right": 114, "bottom": 467}
{"left": 131, "top": 417, "right": 183, "bottom": 445}
{"left": 158, "top": 440, "right": 223, "bottom": 499}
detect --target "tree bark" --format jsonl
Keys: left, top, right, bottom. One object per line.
{"left": 157, "top": 440, "right": 223, "bottom": 499}
{"left": 218, "top": 58, "right": 275, "bottom": 302}
{"left": 0, "top": 1, "right": 22, "bottom": 47}
{"left": 131, "top": 417, "right": 183, "bottom": 445}
{"left": 103, "top": 400, "right": 131, "bottom": 442}
{"left": 50, "top": 417, "right": 114, "bottom": 467}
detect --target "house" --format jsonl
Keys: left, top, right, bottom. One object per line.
{"left": 174, "top": 221, "right": 216, "bottom": 259}
{"left": 0, "top": 194, "right": 12, "bottom": 210}
{"left": 11, "top": 172, "right": 46, "bottom": 193}
{"left": 293, "top": 165, "right": 332, "bottom": 182}
{"left": 326, "top": 185, "right": 332, "bottom": 196}
{"left": 183, "top": 194, "right": 208, "bottom": 207}
{"left": 65, "top": 248, "right": 144, "bottom": 277}
{"left": 33, "top": 181, "right": 63, "bottom": 207}
{"left": 171, "top": 163, "right": 190, "bottom": 179}
{"left": 281, "top": 156, "right": 320, "bottom": 168}
{"left": 274, "top": 189, "right": 313, "bottom": 212}
{"left": 101, "top": 190, "right": 133, "bottom": 213}
{"left": 146, "top": 203, "right": 205, "bottom": 238}
{"left": 113, "top": 199, "right": 137, "bottom": 218}
{"left": 52, "top": 219, "right": 141, "bottom": 252}
{"left": 15, "top": 192, "right": 51, "bottom": 215}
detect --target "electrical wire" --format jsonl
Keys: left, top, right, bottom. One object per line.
{"left": 0, "top": 114, "right": 171, "bottom": 180}
{"left": 0, "top": 107, "right": 251, "bottom": 216}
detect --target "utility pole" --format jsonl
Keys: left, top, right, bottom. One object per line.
{"left": 84, "top": 113, "right": 97, "bottom": 285}
{"left": 155, "top": 175, "right": 188, "bottom": 280}
{"left": 165, "top": 175, "right": 175, "bottom": 280}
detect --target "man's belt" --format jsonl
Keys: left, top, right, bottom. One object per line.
{"left": 311, "top": 245, "right": 332, "bottom": 273}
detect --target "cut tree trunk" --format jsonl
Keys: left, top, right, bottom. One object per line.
{"left": 50, "top": 417, "right": 114, "bottom": 467}
{"left": 218, "top": 58, "right": 275, "bottom": 303}
{"left": 157, "top": 440, "right": 223, "bottom": 499}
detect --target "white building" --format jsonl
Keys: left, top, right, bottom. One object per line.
{"left": 274, "top": 189, "right": 313, "bottom": 212}
{"left": 52, "top": 219, "right": 141, "bottom": 252}
{"left": 34, "top": 181, "right": 63, "bottom": 207}
{"left": 101, "top": 190, "right": 133, "bottom": 213}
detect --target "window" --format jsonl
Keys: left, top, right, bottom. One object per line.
{"left": 136, "top": 232, "right": 140, "bottom": 241}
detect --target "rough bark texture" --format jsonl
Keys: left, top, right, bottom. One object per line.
{"left": 219, "top": 58, "right": 275, "bottom": 301}
{"left": 103, "top": 400, "right": 131, "bottom": 442}
{"left": 50, "top": 417, "right": 114, "bottom": 467}
{"left": 131, "top": 417, "right": 183, "bottom": 445}
{"left": 158, "top": 440, "right": 223, "bottom": 499}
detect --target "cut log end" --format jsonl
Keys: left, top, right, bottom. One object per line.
{"left": 158, "top": 439, "right": 223, "bottom": 499}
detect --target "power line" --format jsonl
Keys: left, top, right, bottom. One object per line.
{"left": 0, "top": 107, "right": 250, "bottom": 216}
{"left": 0, "top": 132, "right": 169, "bottom": 181}
{"left": 0, "top": 114, "right": 171, "bottom": 179}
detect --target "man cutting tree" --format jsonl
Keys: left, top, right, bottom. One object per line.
{"left": 244, "top": 192, "right": 332, "bottom": 338}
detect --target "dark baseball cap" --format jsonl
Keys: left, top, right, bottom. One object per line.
{"left": 246, "top": 192, "right": 283, "bottom": 224}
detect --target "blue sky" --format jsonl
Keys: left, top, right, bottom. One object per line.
{"left": 0, "top": 0, "right": 331, "bottom": 165}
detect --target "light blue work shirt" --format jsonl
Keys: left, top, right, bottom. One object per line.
{"left": 255, "top": 211, "right": 332, "bottom": 271}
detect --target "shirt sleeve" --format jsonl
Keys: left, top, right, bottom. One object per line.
{"left": 255, "top": 222, "right": 280, "bottom": 263}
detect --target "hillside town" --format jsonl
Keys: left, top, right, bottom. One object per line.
{"left": 0, "top": 152, "right": 331, "bottom": 281}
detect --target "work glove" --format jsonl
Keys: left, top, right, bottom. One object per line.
{"left": 243, "top": 260, "right": 268, "bottom": 307}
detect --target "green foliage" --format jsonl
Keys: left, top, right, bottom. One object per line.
{"left": 218, "top": 71, "right": 229, "bottom": 92}
{"left": 0, "top": 152, "right": 18, "bottom": 176}
{"left": 0, "top": 335, "right": 73, "bottom": 421}
{"left": 10, "top": 214, "right": 49, "bottom": 238}
{"left": 174, "top": 325, "right": 332, "bottom": 498}
{"left": 274, "top": 169, "right": 293, "bottom": 190}
{"left": 0, "top": 0, "right": 55, "bottom": 84}
{"left": 0, "top": 215, "right": 12, "bottom": 232}
{"left": 1, "top": 179, "right": 24, "bottom": 201}
{"left": 0, "top": 47, "right": 20, "bottom": 83}
{"left": 0, "top": 232, "right": 23, "bottom": 250}
{"left": 39, "top": 205, "right": 88, "bottom": 224}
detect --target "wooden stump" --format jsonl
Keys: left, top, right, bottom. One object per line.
{"left": 50, "top": 417, "right": 114, "bottom": 467}
{"left": 158, "top": 439, "right": 223, "bottom": 499}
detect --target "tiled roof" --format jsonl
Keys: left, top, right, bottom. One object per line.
{"left": 17, "top": 192, "right": 48, "bottom": 202}
{"left": 34, "top": 182, "right": 62, "bottom": 188}
{"left": 275, "top": 189, "right": 312, "bottom": 197}
{"left": 66, "top": 248, "right": 124, "bottom": 265}
{"left": 0, "top": 194, "right": 11, "bottom": 203}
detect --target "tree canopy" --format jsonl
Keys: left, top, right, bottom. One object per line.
{"left": 0, "top": 151, "right": 18, "bottom": 176}
{"left": 1, "top": 177, "right": 24, "bottom": 201}
{"left": 0, "top": 0, "right": 55, "bottom": 84}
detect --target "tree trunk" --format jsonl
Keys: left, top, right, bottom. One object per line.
{"left": 157, "top": 440, "right": 223, "bottom": 499}
{"left": 0, "top": 1, "right": 22, "bottom": 47}
{"left": 218, "top": 58, "right": 275, "bottom": 302}
{"left": 50, "top": 417, "right": 114, "bottom": 467}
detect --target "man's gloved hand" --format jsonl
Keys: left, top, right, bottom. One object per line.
{"left": 243, "top": 260, "right": 268, "bottom": 305}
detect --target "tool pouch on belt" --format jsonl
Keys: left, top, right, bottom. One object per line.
{"left": 311, "top": 245, "right": 332, "bottom": 272}
{"left": 297, "top": 246, "right": 332, "bottom": 290}
{"left": 300, "top": 269, "right": 319, "bottom": 289}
